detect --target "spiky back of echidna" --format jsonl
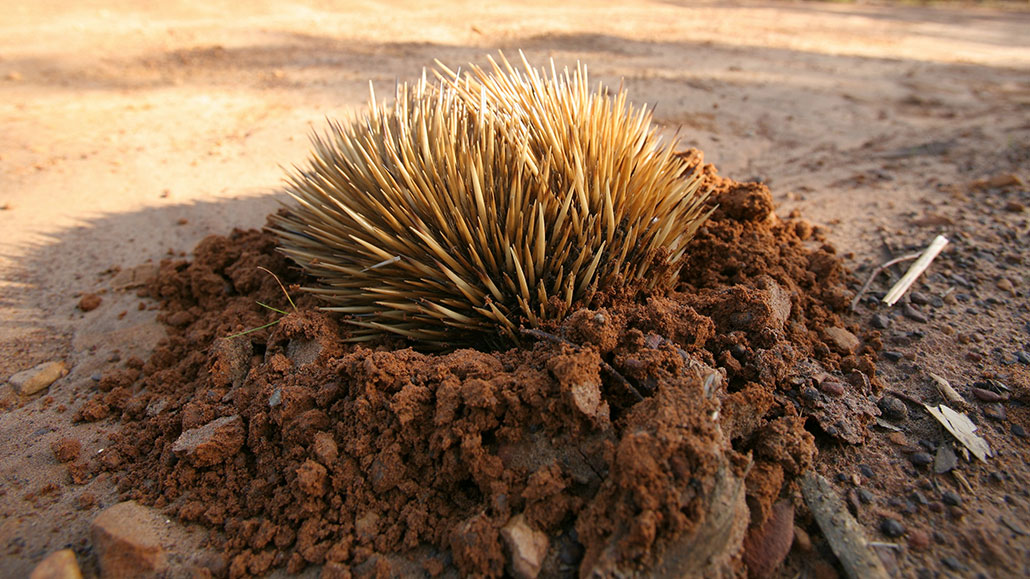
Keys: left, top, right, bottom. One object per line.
{"left": 270, "top": 53, "right": 712, "bottom": 348}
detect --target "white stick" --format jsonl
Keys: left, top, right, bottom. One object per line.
{"left": 882, "top": 235, "right": 949, "bottom": 306}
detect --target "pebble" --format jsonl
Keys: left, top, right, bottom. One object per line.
{"left": 941, "top": 556, "right": 965, "bottom": 572}
{"left": 8, "top": 361, "right": 68, "bottom": 396}
{"left": 982, "top": 404, "right": 1006, "bottom": 421}
{"left": 878, "top": 396, "right": 908, "bottom": 421}
{"left": 858, "top": 465, "right": 875, "bottom": 478}
{"left": 857, "top": 488, "right": 874, "bottom": 504}
{"left": 29, "top": 548, "right": 82, "bottom": 579}
{"left": 934, "top": 445, "right": 958, "bottom": 474}
{"left": 996, "top": 278, "right": 1014, "bottom": 293}
{"left": 824, "top": 326, "right": 860, "bottom": 354}
{"left": 909, "top": 452, "right": 933, "bottom": 467}
{"left": 880, "top": 518, "right": 906, "bottom": 538}
{"left": 941, "top": 491, "right": 962, "bottom": 506}
{"left": 952, "top": 274, "right": 972, "bottom": 288}
{"left": 882, "top": 351, "right": 904, "bottom": 362}
{"left": 971, "top": 387, "right": 1005, "bottom": 402}
{"left": 1012, "top": 424, "right": 1027, "bottom": 438}
{"left": 91, "top": 502, "right": 167, "bottom": 576}
{"left": 907, "top": 529, "right": 931, "bottom": 550}
{"left": 77, "top": 293, "right": 102, "bottom": 312}
{"left": 903, "top": 304, "right": 928, "bottom": 323}
{"left": 820, "top": 380, "right": 844, "bottom": 396}
{"left": 871, "top": 314, "right": 890, "bottom": 329}
{"left": 888, "top": 431, "right": 911, "bottom": 446}
{"left": 1016, "top": 351, "right": 1030, "bottom": 365}
{"left": 501, "top": 514, "right": 549, "bottom": 579}
{"left": 909, "top": 292, "right": 930, "bottom": 305}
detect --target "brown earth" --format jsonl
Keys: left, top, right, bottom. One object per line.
{"left": 1, "top": 1, "right": 1029, "bottom": 578}
{"left": 79, "top": 170, "right": 845, "bottom": 577}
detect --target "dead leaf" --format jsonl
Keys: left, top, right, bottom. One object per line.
{"left": 924, "top": 404, "right": 991, "bottom": 462}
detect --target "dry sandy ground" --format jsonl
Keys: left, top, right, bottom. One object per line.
{"left": 1, "top": 1, "right": 1028, "bottom": 577}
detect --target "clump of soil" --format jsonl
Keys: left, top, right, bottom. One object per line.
{"left": 83, "top": 155, "right": 877, "bottom": 577}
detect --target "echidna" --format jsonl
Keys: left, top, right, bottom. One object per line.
{"left": 270, "top": 53, "right": 712, "bottom": 348}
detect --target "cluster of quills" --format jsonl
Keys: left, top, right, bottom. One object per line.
{"left": 269, "top": 53, "right": 712, "bottom": 348}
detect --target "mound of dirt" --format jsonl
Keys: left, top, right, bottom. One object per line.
{"left": 75, "top": 156, "right": 878, "bottom": 577}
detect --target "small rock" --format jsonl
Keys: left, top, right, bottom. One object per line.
{"left": 982, "top": 173, "right": 1024, "bottom": 189}
{"left": 909, "top": 292, "right": 930, "bottom": 306}
{"left": 941, "top": 556, "right": 965, "bottom": 571}
{"left": 1012, "top": 424, "right": 1027, "bottom": 438}
{"left": 902, "top": 304, "right": 928, "bottom": 323}
{"left": 50, "top": 438, "right": 81, "bottom": 463}
{"left": 500, "top": 514, "right": 549, "bottom": 579}
{"left": 858, "top": 465, "right": 875, "bottom": 478}
{"left": 820, "top": 381, "right": 844, "bottom": 397}
{"left": 1005, "top": 200, "right": 1026, "bottom": 213}
{"left": 1017, "top": 351, "right": 1030, "bottom": 365}
{"left": 909, "top": 452, "right": 933, "bottom": 467}
{"left": 566, "top": 379, "right": 608, "bottom": 423}
{"left": 970, "top": 387, "right": 1005, "bottom": 402}
{"left": 882, "top": 351, "right": 904, "bottom": 363}
{"left": 857, "top": 488, "right": 874, "bottom": 504}
{"left": 91, "top": 501, "right": 167, "bottom": 577}
{"left": 762, "top": 278, "right": 792, "bottom": 330}
{"left": 941, "top": 491, "right": 961, "bottom": 506}
{"left": 111, "top": 264, "right": 159, "bottom": 288}
{"left": 77, "top": 294, "right": 102, "bottom": 312}
{"left": 880, "top": 518, "right": 906, "bottom": 538}
{"left": 8, "top": 361, "right": 68, "bottom": 395}
{"left": 743, "top": 500, "right": 794, "bottom": 579}
{"left": 878, "top": 396, "right": 908, "bottom": 421}
{"left": 887, "top": 431, "right": 911, "bottom": 446}
{"left": 934, "top": 445, "right": 958, "bottom": 474}
{"left": 550, "top": 355, "right": 609, "bottom": 425}
{"left": 907, "top": 529, "right": 931, "bottom": 551}
{"left": 996, "top": 278, "right": 1014, "bottom": 293}
{"left": 29, "top": 549, "right": 82, "bottom": 579}
{"left": 870, "top": 314, "right": 890, "bottom": 329}
{"left": 983, "top": 404, "right": 1006, "bottom": 421}
{"left": 823, "top": 327, "right": 860, "bottom": 354}
{"left": 171, "top": 415, "right": 245, "bottom": 468}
